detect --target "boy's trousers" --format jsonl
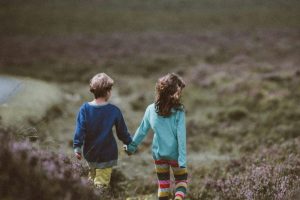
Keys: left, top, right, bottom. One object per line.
{"left": 88, "top": 167, "right": 112, "bottom": 187}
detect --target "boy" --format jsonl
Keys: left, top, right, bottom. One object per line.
{"left": 73, "top": 73, "right": 132, "bottom": 188}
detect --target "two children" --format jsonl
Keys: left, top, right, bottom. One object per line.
{"left": 73, "top": 72, "right": 188, "bottom": 199}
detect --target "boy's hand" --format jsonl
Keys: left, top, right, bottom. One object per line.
{"left": 75, "top": 152, "right": 82, "bottom": 160}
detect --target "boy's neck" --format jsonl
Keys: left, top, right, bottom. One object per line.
{"left": 93, "top": 98, "right": 108, "bottom": 104}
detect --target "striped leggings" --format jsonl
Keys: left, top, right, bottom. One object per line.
{"left": 155, "top": 160, "right": 188, "bottom": 200}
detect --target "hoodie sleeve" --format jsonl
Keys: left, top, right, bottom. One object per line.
{"left": 177, "top": 110, "right": 187, "bottom": 168}
{"left": 73, "top": 104, "right": 87, "bottom": 154}
{"left": 128, "top": 106, "right": 151, "bottom": 152}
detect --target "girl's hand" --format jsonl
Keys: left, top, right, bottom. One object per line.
{"left": 125, "top": 141, "right": 138, "bottom": 155}
{"left": 75, "top": 152, "right": 82, "bottom": 160}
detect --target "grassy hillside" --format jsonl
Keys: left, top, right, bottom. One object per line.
{"left": 1, "top": 0, "right": 299, "bottom": 36}
{"left": 0, "top": 0, "right": 299, "bottom": 199}
{"left": 0, "top": 0, "right": 300, "bottom": 81}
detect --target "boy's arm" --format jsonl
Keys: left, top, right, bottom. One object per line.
{"left": 115, "top": 109, "right": 132, "bottom": 145}
{"left": 127, "top": 107, "right": 151, "bottom": 153}
{"left": 73, "top": 105, "right": 87, "bottom": 155}
{"left": 177, "top": 111, "right": 187, "bottom": 168}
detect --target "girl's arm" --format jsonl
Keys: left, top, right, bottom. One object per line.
{"left": 73, "top": 105, "right": 87, "bottom": 155}
{"left": 115, "top": 109, "right": 132, "bottom": 145}
{"left": 127, "top": 106, "right": 151, "bottom": 153}
{"left": 177, "top": 110, "right": 187, "bottom": 168}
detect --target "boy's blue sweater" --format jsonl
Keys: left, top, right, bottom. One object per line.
{"left": 73, "top": 102, "right": 132, "bottom": 168}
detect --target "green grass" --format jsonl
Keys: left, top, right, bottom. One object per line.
{"left": 0, "top": 0, "right": 300, "bottom": 198}
{"left": 1, "top": 0, "right": 299, "bottom": 36}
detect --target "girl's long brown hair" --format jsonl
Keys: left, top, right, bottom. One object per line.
{"left": 155, "top": 73, "right": 186, "bottom": 117}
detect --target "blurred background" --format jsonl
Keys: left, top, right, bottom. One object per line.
{"left": 0, "top": 0, "right": 299, "bottom": 199}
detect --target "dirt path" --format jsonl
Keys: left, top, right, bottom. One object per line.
{"left": 0, "top": 76, "right": 64, "bottom": 128}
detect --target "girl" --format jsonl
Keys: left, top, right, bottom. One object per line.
{"left": 126, "top": 73, "right": 188, "bottom": 200}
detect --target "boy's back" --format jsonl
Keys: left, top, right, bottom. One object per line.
{"left": 74, "top": 102, "right": 131, "bottom": 167}
{"left": 73, "top": 73, "right": 132, "bottom": 188}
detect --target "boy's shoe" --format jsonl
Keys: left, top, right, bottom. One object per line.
{"left": 174, "top": 197, "right": 183, "bottom": 200}
{"left": 94, "top": 184, "right": 111, "bottom": 196}
{"left": 88, "top": 168, "right": 96, "bottom": 182}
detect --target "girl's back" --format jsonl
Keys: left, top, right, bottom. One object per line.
{"left": 126, "top": 73, "right": 188, "bottom": 200}
{"left": 128, "top": 73, "right": 186, "bottom": 168}
{"left": 146, "top": 103, "right": 185, "bottom": 161}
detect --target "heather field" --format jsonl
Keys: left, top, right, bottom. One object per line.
{"left": 0, "top": 0, "right": 299, "bottom": 199}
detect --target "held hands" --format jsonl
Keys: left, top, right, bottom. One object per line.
{"left": 123, "top": 141, "right": 138, "bottom": 156}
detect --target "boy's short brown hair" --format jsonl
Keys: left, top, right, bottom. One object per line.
{"left": 89, "top": 73, "right": 114, "bottom": 98}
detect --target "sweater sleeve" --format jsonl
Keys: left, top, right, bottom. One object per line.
{"left": 129, "top": 106, "right": 151, "bottom": 152}
{"left": 73, "top": 104, "right": 87, "bottom": 153}
{"left": 177, "top": 110, "right": 187, "bottom": 168}
{"left": 115, "top": 109, "right": 132, "bottom": 145}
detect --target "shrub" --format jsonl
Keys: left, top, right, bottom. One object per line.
{"left": 195, "top": 138, "right": 300, "bottom": 200}
{"left": 227, "top": 107, "right": 248, "bottom": 121}
{"left": 0, "top": 131, "right": 102, "bottom": 200}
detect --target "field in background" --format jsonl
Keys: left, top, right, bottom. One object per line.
{"left": 0, "top": 0, "right": 299, "bottom": 199}
{"left": 1, "top": 0, "right": 299, "bottom": 81}
{"left": 1, "top": 0, "right": 299, "bottom": 35}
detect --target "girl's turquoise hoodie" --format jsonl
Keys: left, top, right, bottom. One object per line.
{"left": 128, "top": 103, "right": 187, "bottom": 168}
